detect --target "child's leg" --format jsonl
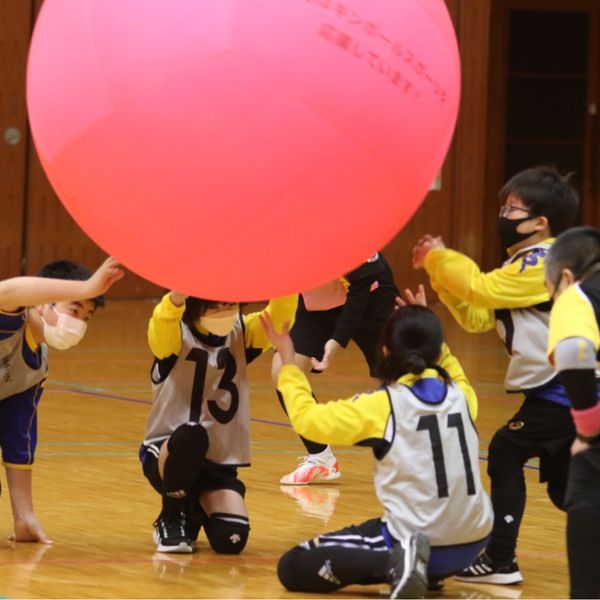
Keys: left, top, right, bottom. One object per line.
{"left": 272, "top": 321, "right": 340, "bottom": 484}
{"left": 159, "top": 422, "right": 209, "bottom": 505}
{"left": 191, "top": 466, "right": 249, "bottom": 554}
{"left": 487, "top": 397, "right": 575, "bottom": 562}
{"left": 277, "top": 518, "right": 403, "bottom": 594}
{"left": 565, "top": 445, "right": 600, "bottom": 599}
{"left": 485, "top": 424, "right": 532, "bottom": 563}
{"left": 0, "top": 385, "right": 50, "bottom": 544}
{"left": 272, "top": 351, "right": 328, "bottom": 455}
{"left": 458, "top": 398, "right": 574, "bottom": 584}
{"left": 352, "top": 322, "right": 388, "bottom": 377}
{"left": 141, "top": 423, "right": 208, "bottom": 553}
{"left": 198, "top": 487, "right": 250, "bottom": 554}
{"left": 542, "top": 440, "right": 572, "bottom": 511}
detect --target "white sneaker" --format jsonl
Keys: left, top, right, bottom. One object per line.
{"left": 280, "top": 455, "right": 341, "bottom": 485}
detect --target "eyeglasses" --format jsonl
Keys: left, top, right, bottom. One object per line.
{"left": 499, "top": 205, "right": 538, "bottom": 218}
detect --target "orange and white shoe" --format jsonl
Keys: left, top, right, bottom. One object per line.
{"left": 280, "top": 455, "right": 341, "bottom": 485}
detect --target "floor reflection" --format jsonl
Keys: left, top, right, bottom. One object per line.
{"left": 279, "top": 485, "right": 340, "bottom": 524}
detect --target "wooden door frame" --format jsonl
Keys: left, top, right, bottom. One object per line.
{"left": 484, "top": 0, "right": 599, "bottom": 270}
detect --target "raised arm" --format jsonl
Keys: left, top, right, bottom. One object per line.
{"left": 424, "top": 246, "right": 549, "bottom": 310}
{"left": 437, "top": 343, "right": 479, "bottom": 420}
{"left": 243, "top": 294, "right": 298, "bottom": 354}
{"left": 148, "top": 292, "right": 186, "bottom": 359}
{"left": 0, "top": 257, "right": 123, "bottom": 312}
{"left": 260, "top": 312, "right": 391, "bottom": 445}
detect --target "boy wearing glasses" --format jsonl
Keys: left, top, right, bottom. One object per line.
{"left": 412, "top": 167, "right": 579, "bottom": 584}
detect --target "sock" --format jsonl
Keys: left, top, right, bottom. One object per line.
{"left": 310, "top": 446, "right": 336, "bottom": 465}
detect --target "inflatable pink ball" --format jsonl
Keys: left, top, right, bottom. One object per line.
{"left": 27, "top": 0, "right": 460, "bottom": 301}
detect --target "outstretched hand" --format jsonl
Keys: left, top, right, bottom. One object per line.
{"left": 10, "top": 515, "right": 53, "bottom": 544}
{"left": 310, "top": 339, "right": 340, "bottom": 372}
{"left": 86, "top": 257, "right": 125, "bottom": 297}
{"left": 571, "top": 438, "right": 590, "bottom": 456}
{"left": 395, "top": 284, "right": 428, "bottom": 308}
{"left": 260, "top": 312, "right": 295, "bottom": 365}
{"left": 412, "top": 235, "right": 445, "bottom": 269}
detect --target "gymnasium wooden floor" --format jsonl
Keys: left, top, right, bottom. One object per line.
{"left": 0, "top": 300, "right": 569, "bottom": 599}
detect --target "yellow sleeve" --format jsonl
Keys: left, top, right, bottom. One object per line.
{"left": 243, "top": 295, "right": 298, "bottom": 352}
{"left": 548, "top": 284, "right": 600, "bottom": 363}
{"left": 147, "top": 293, "right": 185, "bottom": 359}
{"left": 424, "top": 245, "right": 550, "bottom": 311}
{"left": 430, "top": 280, "right": 495, "bottom": 333}
{"left": 277, "top": 364, "right": 392, "bottom": 445}
{"left": 438, "top": 343, "right": 478, "bottom": 420}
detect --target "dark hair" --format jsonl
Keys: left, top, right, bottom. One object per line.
{"left": 499, "top": 166, "right": 579, "bottom": 236}
{"left": 182, "top": 298, "right": 238, "bottom": 328}
{"left": 373, "top": 305, "right": 449, "bottom": 384}
{"left": 546, "top": 226, "right": 600, "bottom": 284}
{"left": 37, "top": 260, "right": 105, "bottom": 308}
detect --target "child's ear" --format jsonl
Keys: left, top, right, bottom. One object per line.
{"left": 562, "top": 268, "right": 576, "bottom": 286}
{"left": 534, "top": 215, "right": 549, "bottom": 232}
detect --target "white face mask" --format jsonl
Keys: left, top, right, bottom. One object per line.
{"left": 43, "top": 306, "right": 87, "bottom": 350}
{"left": 198, "top": 313, "right": 238, "bottom": 337}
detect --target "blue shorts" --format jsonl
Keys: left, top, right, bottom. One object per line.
{"left": 381, "top": 521, "right": 490, "bottom": 578}
{"left": 0, "top": 383, "right": 44, "bottom": 465}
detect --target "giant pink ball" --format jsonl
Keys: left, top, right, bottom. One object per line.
{"left": 27, "top": 0, "right": 460, "bottom": 301}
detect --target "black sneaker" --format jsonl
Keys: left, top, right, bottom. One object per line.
{"left": 454, "top": 552, "right": 523, "bottom": 584}
{"left": 388, "top": 532, "right": 430, "bottom": 599}
{"left": 428, "top": 578, "right": 445, "bottom": 591}
{"left": 153, "top": 512, "right": 193, "bottom": 553}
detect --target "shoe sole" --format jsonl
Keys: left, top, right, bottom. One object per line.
{"left": 153, "top": 531, "right": 193, "bottom": 554}
{"left": 390, "top": 533, "right": 430, "bottom": 599}
{"left": 155, "top": 542, "right": 193, "bottom": 554}
{"left": 454, "top": 572, "right": 523, "bottom": 585}
{"left": 280, "top": 470, "right": 341, "bottom": 485}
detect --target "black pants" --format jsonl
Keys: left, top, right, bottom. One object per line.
{"left": 486, "top": 396, "right": 575, "bottom": 562}
{"left": 277, "top": 517, "right": 489, "bottom": 593}
{"left": 278, "top": 518, "right": 392, "bottom": 593}
{"left": 565, "top": 443, "right": 600, "bottom": 599}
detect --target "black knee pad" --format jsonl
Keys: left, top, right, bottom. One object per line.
{"left": 167, "top": 422, "right": 209, "bottom": 461}
{"left": 204, "top": 512, "right": 249, "bottom": 554}
{"left": 163, "top": 423, "right": 209, "bottom": 497}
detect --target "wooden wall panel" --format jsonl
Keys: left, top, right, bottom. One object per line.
{"left": 0, "top": 0, "right": 32, "bottom": 280}
{"left": 482, "top": 0, "right": 510, "bottom": 270}
{"left": 582, "top": 0, "right": 600, "bottom": 227}
{"left": 383, "top": 0, "right": 491, "bottom": 291}
{"left": 449, "top": 0, "right": 492, "bottom": 259}
{"left": 382, "top": 162, "right": 454, "bottom": 292}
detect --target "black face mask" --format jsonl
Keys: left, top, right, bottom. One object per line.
{"left": 497, "top": 216, "right": 536, "bottom": 250}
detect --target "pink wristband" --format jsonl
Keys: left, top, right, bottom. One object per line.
{"left": 571, "top": 403, "right": 600, "bottom": 436}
